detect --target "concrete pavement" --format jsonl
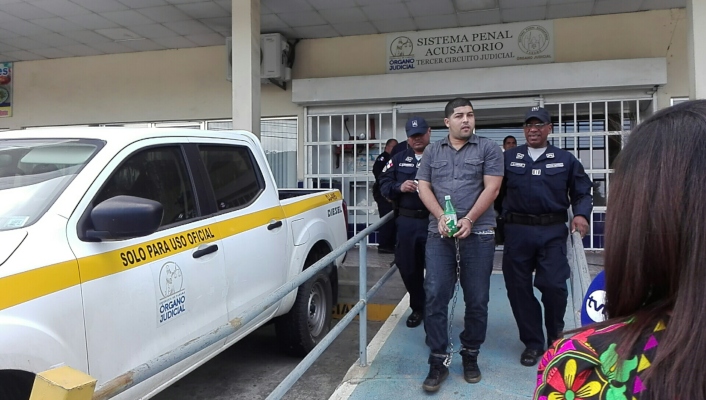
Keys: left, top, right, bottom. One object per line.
{"left": 330, "top": 245, "right": 604, "bottom": 400}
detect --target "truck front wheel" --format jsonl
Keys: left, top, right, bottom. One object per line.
{"left": 275, "top": 269, "right": 333, "bottom": 357}
{"left": 0, "top": 370, "right": 35, "bottom": 400}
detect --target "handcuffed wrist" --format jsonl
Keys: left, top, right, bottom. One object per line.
{"left": 461, "top": 216, "right": 473, "bottom": 225}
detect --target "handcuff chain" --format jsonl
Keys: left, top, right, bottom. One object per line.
{"left": 443, "top": 237, "right": 462, "bottom": 367}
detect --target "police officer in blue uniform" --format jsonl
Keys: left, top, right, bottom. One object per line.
{"left": 373, "top": 138, "right": 399, "bottom": 253}
{"left": 501, "top": 107, "right": 593, "bottom": 366}
{"left": 379, "top": 116, "right": 431, "bottom": 328}
{"left": 390, "top": 139, "right": 409, "bottom": 157}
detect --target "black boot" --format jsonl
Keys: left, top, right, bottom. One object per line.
{"left": 520, "top": 348, "right": 543, "bottom": 366}
{"left": 422, "top": 362, "right": 449, "bottom": 392}
{"left": 460, "top": 348, "right": 481, "bottom": 383}
{"left": 406, "top": 311, "right": 424, "bottom": 328}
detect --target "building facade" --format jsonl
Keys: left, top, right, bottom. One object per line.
{"left": 0, "top": 7, "right": 699, "bottom": 248}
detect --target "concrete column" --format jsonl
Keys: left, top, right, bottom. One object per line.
{"left": 687, "top": 0, "right": 706, "bottom": 100}
{"left": 231, "top": 0, "right": 261, "bottom": 137}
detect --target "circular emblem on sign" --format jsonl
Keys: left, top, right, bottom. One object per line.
{"left": 518, "top": 25, "right": 550, "bottom": 55}
{"left": 159, "top": 262, "right": 183, "bottom": 298}
{"left": 390, "top": 36, "right": 413, "bottom": 57}
{"left": 584, "top": 289, "right": 607, "bottom": 323}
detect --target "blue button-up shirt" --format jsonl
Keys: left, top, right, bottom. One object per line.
{"left": 416, "top": 134, "right": 504, "bottom": 233}
{"left": 502, "top": 144, "right": 593, "bottom": 219}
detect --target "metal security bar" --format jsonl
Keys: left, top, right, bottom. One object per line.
{"left": 304, "top": 108, "right": 396, "bottom": 241}
{"left": 544, "top": 98, "right": 653, "bottom": 249}
{"left": 206, "top": 117, "right": 299, "bottom": 188}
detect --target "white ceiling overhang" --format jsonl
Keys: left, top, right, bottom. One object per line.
{"left": 292, "top": 57, "right": 667, "bottom": 105}
{"left": 0, "top": 0, "right": 687, "bottom": 62}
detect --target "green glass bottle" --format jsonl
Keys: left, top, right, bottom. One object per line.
{"left": 443, "top": 195, "right": 458, "bottom": 237}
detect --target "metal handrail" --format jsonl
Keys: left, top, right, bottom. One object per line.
{"left": 267, "top": 242, "right": 398, "bottom": 399}
{"left": 93, "top": 211, "right": 395, "bottom": 400}
{"left": 567, "top": 230, "right": 591, "bottom": 327}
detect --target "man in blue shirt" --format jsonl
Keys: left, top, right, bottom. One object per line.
{"left": 501, "top": 106, "right": 593, "bottom": 367}
{"left": 417, "top": 98, "right": 504, "bottom": 392}
{"left": 379, "top": 117, "right": 430, "bottom": 329}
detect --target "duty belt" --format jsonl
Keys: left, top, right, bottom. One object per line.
{"left": 505, "top": 211, "right": 567, "bottom": 226}
{"left": 397, "top": 207, "right": 430, "bottom": 219}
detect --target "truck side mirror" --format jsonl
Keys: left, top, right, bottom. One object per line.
{"left": 85, "top": 195, "right": 163, "bottom": 241}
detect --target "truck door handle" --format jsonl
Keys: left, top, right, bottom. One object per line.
{"left": 193, "top": 244, "right": 218, "bottom": 259}
{"left": 267, "top": 220, "right": 283, "bottom": 230}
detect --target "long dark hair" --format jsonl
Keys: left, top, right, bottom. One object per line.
{"left": 604, "top": 99, "right": 706, "bottom": 399}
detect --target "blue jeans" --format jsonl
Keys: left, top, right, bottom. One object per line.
{"left": 424, "top": 233, "right": 495, "bottom": 359}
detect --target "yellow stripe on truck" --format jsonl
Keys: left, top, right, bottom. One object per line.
{"left": 0, "top": 260, "right": 80, "bottom": 312}
{"left": 216, "top": 206, "right": 285, "bottom": 237}
{"left": 79, "top": 206, "right": 285, "bottom": 282}
{"left": 77, "top": 224, "right": 222, "bottom": 283}
{"left": 0, "top": 192, "right": 342, "bottom": 312}
{"left": 281, "top": 190, "right": 341, "bottom": 218}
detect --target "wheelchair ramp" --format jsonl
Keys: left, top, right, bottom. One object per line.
{"left": 332, "top": 273, "right": 577, "bottom": 400}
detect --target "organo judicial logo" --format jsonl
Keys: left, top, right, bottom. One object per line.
{"left": 389, "top": 36, "right": 415, "bottom": 71}
{"left": 157, "top": 261, "right": 187, "bottom": 324}
{"left": 518, "top": 25, "right": 550, "bottom": 55}
{"left": 159, "top": 261, "right": 183, "bottom": 298}
{"left": 390, "top": 36, "right": 413, "bottom": 56}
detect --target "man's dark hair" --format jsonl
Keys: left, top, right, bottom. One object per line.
{"left": 444, "top": 98, "right": 474, "bottom": 118}
{"left": 385, "top": 138, "right": 398, "bottom": 147}
{"left": 503, "top": 135, "right": 516, "bottom": 145}
{"left": 602, "top": 99, "right": 706, "bottom": 399}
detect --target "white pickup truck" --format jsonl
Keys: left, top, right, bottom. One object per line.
{"left": 0, "top": 128, "right": 348, "bottom": 399}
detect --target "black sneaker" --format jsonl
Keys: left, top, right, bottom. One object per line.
{"left": 422, "top": 363, "right": 449, "bottom": 392}
{"left": 460, "top": 348, "right": 481, "bottom": 383}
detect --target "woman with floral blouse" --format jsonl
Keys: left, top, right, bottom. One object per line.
{"left": 533, "top": 99, "right": 706, "bottom": 400}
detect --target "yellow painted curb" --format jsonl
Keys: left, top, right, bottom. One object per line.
{"left": 332, "top": 303, "right": 397, "bottom": 321}
{"left": 30, "top": 366, "right": 96, "bottom": 400}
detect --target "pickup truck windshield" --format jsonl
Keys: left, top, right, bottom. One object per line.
{"left": 0, "top": 138, "right": 103, "bottom": 231}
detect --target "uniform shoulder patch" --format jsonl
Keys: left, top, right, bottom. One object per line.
{"left": 382, "top": 159, "right": 394, "bottom": 173}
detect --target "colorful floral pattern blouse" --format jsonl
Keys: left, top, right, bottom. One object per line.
{"left": 533, "top": 319, "right": 666, "bottom": 400}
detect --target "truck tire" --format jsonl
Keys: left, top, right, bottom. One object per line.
{"left": 275, "top": 269, "right": 333, "bottom": 357}
{"left": 0, "top": 370, "right": 35, "bottom": 400}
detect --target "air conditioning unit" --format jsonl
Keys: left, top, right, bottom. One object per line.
{"left": 226, "top": 34, "right": 292, "bottom": 83}
{"left": 261, "top": 33, "right": 291, "bottom": 81}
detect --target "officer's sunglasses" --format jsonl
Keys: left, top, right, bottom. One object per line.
{"left": 524, "top": 122, "right": 550, "bottom": 129}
